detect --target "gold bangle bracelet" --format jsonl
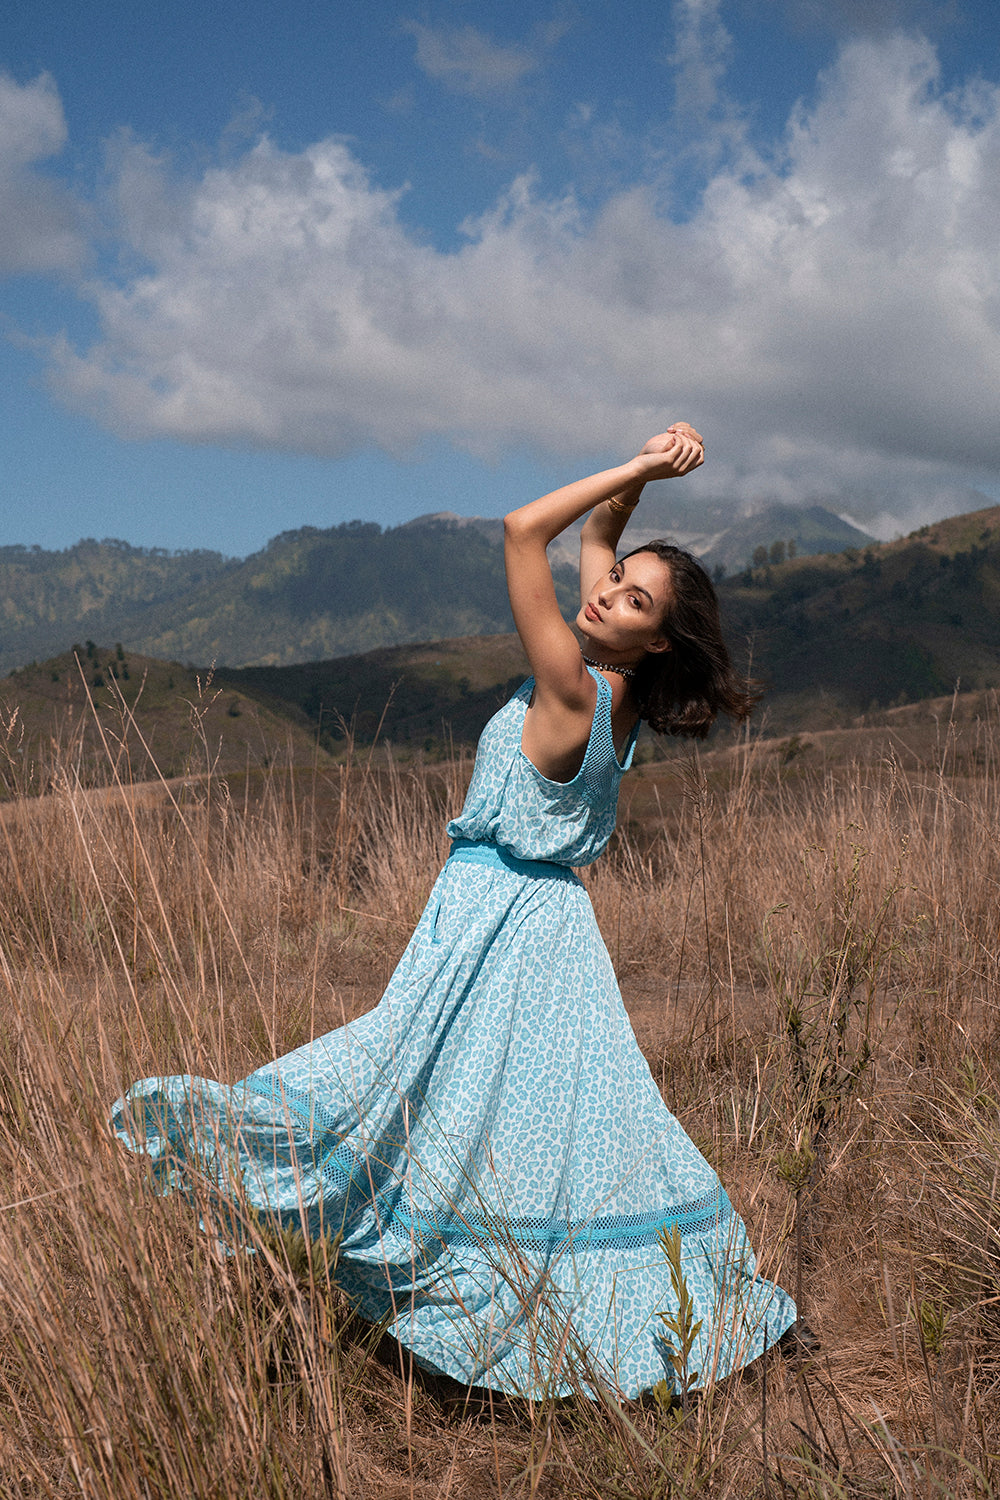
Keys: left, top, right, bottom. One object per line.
{"left": 607, "top": 496, "right": 639, "bottom": 517}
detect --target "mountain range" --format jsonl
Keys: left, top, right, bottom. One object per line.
{"left": 0, "top": 522, "right": 560, "bottom": 676}
{"left": 212, "top": 503, "right": 1000, "bottom": 746}
{"left": 4, "top": 502, "right": 1000, "bottom": 770}
{"left": 0, "top": 503, "right": 872, "bottom": 675}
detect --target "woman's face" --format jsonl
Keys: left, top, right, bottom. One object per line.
{"left": 577, "top": 551, "right": 673, "bottom": 660}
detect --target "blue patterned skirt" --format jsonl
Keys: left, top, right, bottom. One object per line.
{"left": 112, "top": 841, "right": 795, "bottom": 1398}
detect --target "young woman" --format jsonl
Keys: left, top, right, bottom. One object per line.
{"left": 113, "top": 424, "right": 796, "bottom": 1400}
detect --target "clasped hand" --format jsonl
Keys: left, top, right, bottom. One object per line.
{"left": 636, "top": 422, "right": 705, "bottom": 480}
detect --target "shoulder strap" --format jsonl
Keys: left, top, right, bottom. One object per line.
{"left": 579, "top": 668, "right": 617, "bottom": 781}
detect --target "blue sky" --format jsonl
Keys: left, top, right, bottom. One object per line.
{"left": 2, "top": 0, "right": 999, "bottom": 555}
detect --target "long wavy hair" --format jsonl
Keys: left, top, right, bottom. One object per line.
{"left": 624, "top": 542, "right": 758, "bottom": 739}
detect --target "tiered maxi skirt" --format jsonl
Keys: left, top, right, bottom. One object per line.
{"left": 112, "top": 841, "right": 796, "bottom": 1399}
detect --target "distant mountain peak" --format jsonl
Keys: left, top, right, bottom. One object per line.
{"left": 401, "top": 511, "right": 500, "bottom": 530}
{"left": 695, "top": 504, "right": 874, "bottom": 576}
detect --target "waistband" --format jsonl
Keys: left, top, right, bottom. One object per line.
{"left": 447, "top": 837, "right": 582, "bottom": 886}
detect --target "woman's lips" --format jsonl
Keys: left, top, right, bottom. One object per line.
{"left": 585, "top": 602, "right": 601, "bottom": 622}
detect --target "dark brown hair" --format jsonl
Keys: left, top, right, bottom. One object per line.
{"left": 624, "top": 542, "right": 758, "bottom": 739}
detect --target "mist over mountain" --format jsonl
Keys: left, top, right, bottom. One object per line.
{"left": 696, "top": 506, "right": 874, "bottom": 577}
{"left": 538, "top": 499, "right": 873, "bottom": 577}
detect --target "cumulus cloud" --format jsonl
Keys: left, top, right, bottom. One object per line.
{"left": 402, "top": 21, "right": 540, "bottom": 96}
{"left": 46, "top": 33, "right": 1000, "bottom": 529}
{"left": 0, "top": 72, "right": 84, "bottom": 274}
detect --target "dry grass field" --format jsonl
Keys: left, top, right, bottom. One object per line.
{"left": 2, "top": 685, "right": 1000, "bottom": 1498}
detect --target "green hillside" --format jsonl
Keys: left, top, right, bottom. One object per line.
{"left": 0, "top": 521, "right": 578, "bottom": 675}
{"left": 0, "top": 540, "right": 233, "bottom": 673}
{"left": 135, "top": 520, "right": 576, "bottom": 666}
{"left": 0, "top": 644, "right": 332, "bottom": 795}
{"left": 723, "top": 506, "right": 1000, "bottom": 722}
{"left": 216, "top": 634, "right": 531, "bottom": 755}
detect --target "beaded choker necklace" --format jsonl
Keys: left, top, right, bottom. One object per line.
{"left": 581, "top": 653, "right": 638, "bottom": 681}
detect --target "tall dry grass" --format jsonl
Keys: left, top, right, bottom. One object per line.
{"left": 2, "top": 690, "right": 1000, "bottom": 1496}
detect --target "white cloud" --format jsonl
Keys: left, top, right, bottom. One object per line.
{"left": 0, "top": 72, "right": 84, "bottom": 274}
{"left": 666, "top": 0, "right": 756, "bottom": 186}
{"left": 765, "top": 0, "right": 958, "bottom": 39}
{"left": 670, "top": 0, "right": 733, "bottom": 120}
{"left": 44, "top": 34, "right": 1000, "bottom": 530}
{"left": 402, "top": 21, "right": 539, "bottom": 97}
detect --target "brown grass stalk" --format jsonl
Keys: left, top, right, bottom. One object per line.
{"left": 1, "top": 697, "right": 1000, "bottom": 1494}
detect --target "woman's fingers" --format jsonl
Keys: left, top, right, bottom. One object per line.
{"left": 637, "top": 423, "right": 705, "bottom": 477}
{"left": 668, "top": 434, "right": 704, "bottom": 471}
{"left": 668, "top": 421, "right": 704, "bottom": 447}
{"left": 641, "top": 423, "right": 705, "bottom": 458}
{"left": 678, "top": 437, "right": 705, "bottom": 472}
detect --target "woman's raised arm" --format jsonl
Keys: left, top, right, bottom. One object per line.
{"left": 503, "top": 426, "right": 704, "bottom": 706}
{"left": 578, "top": 477, "right": 646, "bottom": 610}
{"left": 579, "top": 422, "right": 705, "bottom": 606}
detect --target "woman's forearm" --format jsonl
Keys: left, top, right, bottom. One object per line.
{"left": 504, "top": 457, "right": 652, "bottom": 548}
{"left": 580, "top": 478, "right": 647, "bottom": 552}
{"left": 504, "top": 426, "right": 702, "bottom": 549}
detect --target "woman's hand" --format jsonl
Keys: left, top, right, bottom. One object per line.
{"left": 636, "top": 423, "right": 705, "bottom": 479}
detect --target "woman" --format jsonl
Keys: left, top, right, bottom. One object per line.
{"left": 113, "top": 424, "right": 796, "bottom": 1400}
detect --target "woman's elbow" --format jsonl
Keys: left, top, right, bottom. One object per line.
{"left": 503, "top": 509, "right": 532, "bottom": 543}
